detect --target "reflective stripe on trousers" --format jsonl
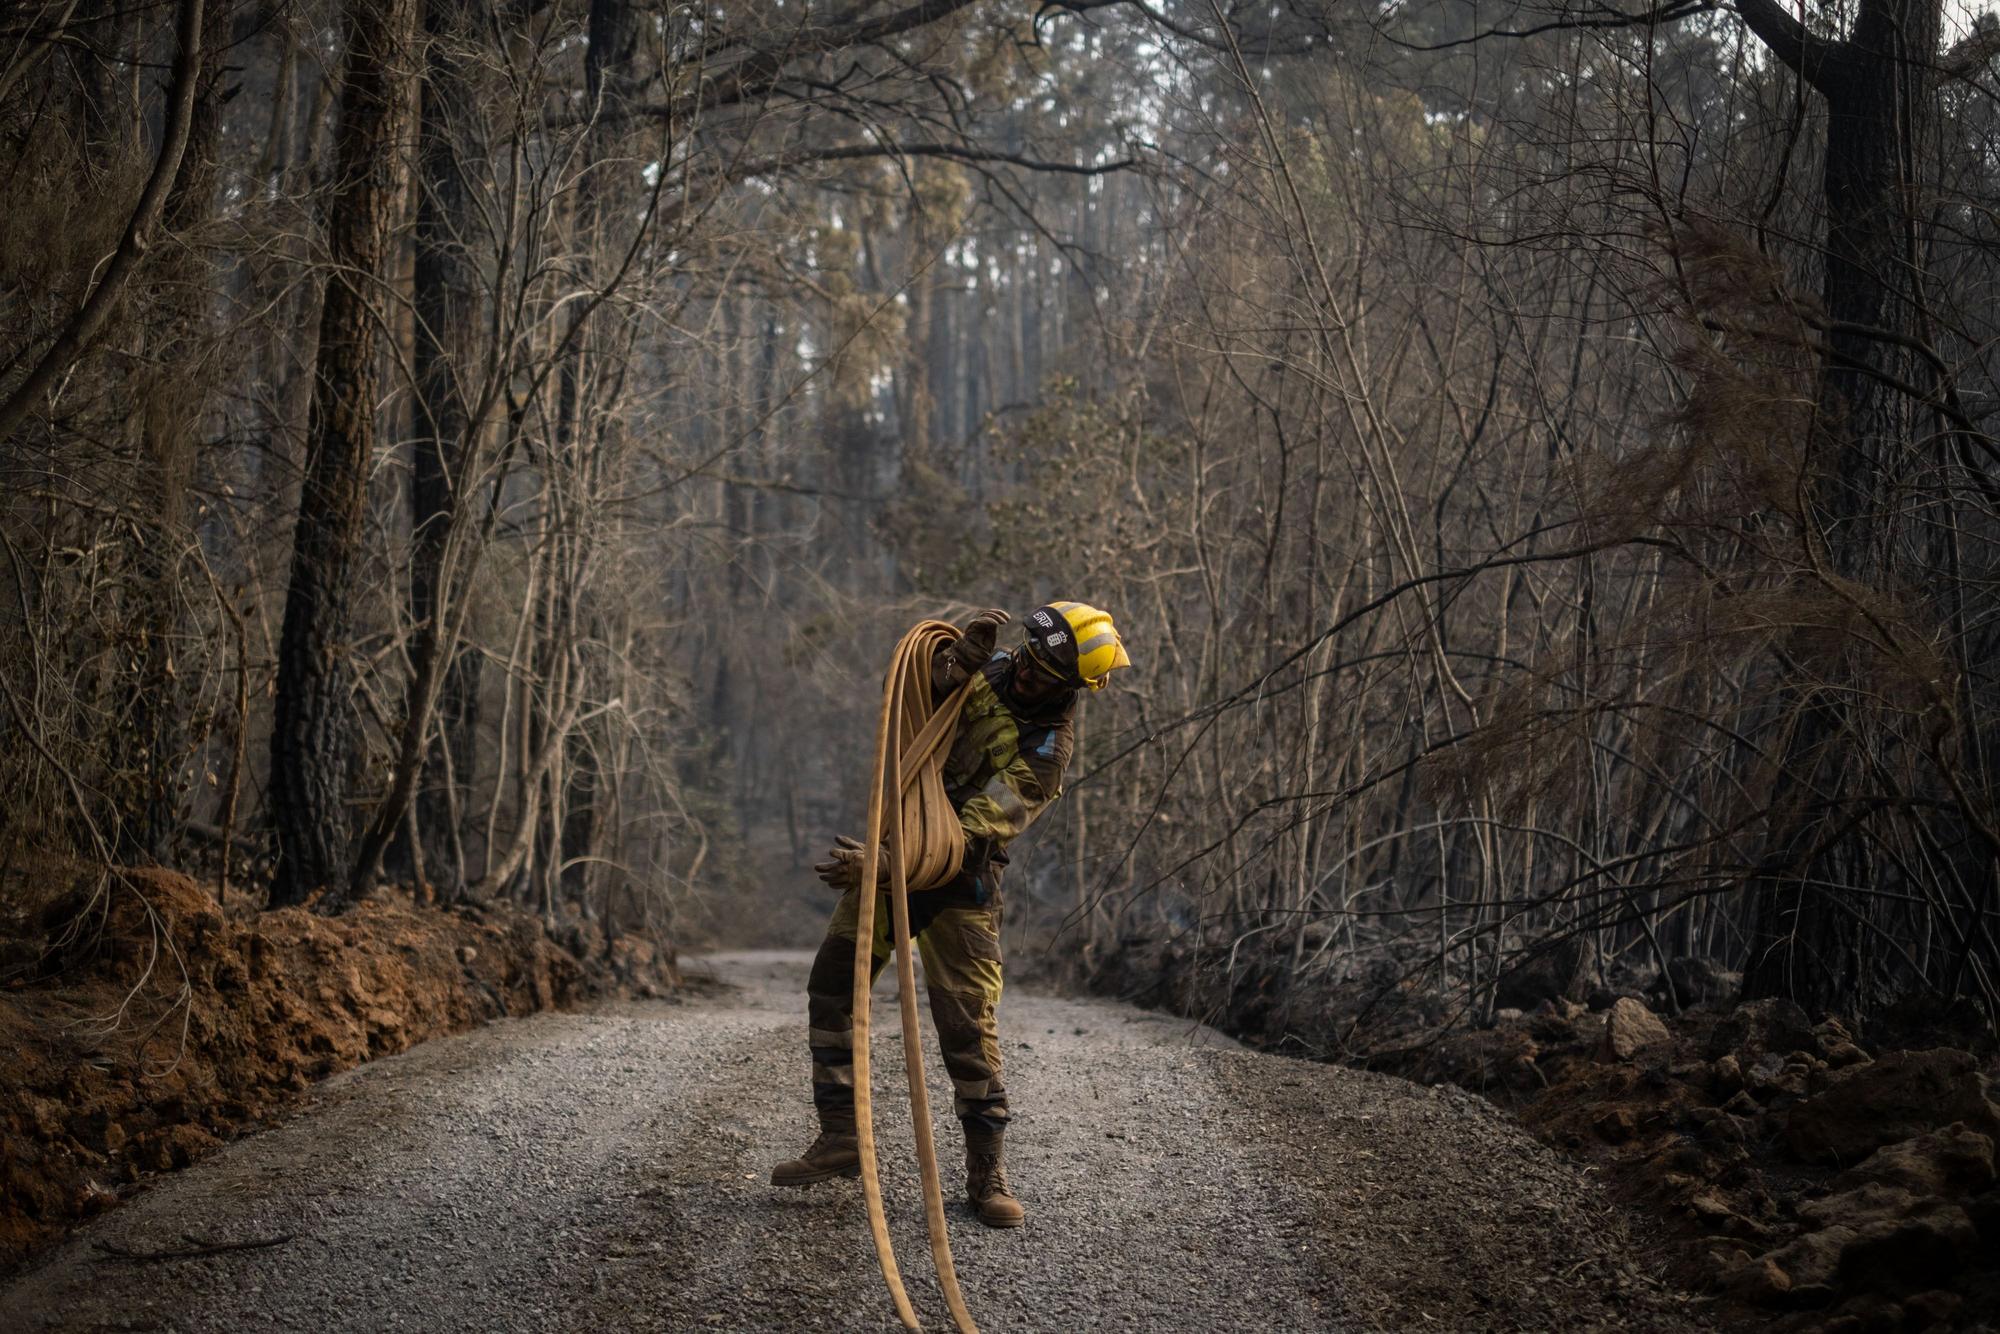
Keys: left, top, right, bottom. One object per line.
{"left": 806, "top": 886, "right": 1008, "bottom": 1132}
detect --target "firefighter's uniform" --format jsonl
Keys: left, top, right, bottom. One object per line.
{"left": 805, "top": 649, "right": 1076, "bottom": 1135}
{"left": 772, "top": 602, "right": 1127, "bottom": 1227}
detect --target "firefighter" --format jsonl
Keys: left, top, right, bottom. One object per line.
{"left": 770, "top": 602, "right": 1131, "bottom": 1228}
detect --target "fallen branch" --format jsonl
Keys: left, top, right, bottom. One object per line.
{"left": 94, "top": 1232, "right": 297, "bottom": 1263}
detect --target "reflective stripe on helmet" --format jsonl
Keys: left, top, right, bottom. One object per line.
{"left": 1025, "top": 600, "right": 1130, "bottom": 690}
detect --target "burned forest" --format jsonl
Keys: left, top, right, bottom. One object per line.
{"left": 4, "top": 0, "right": 2000, "bottom": 1329}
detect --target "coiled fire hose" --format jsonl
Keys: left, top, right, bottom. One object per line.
{"left": 852, "top": 620, "right": 982, "bottom": 1334}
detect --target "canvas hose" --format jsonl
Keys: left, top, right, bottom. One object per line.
{"left": 851, "top": 620, "right": 982, "bottom": 1334}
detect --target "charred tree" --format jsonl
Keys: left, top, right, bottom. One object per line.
{"left": 1734, "top": 0, "right": 1949, "bottom": 1013}
{"left": 268, "top": 0, "right": 420, "bottom": 908}
{"left": 550, "top": 0, "right": 640, "bottom": 909}
{"left": 388, "top": 0, "right": 482, "bottom": 893}
{"left": 124, "top": 0, "right": 234, "bottom": 864}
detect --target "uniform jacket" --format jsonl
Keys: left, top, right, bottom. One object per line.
{"left": 928, "top": 648, "right": 1076, "bottom": 906}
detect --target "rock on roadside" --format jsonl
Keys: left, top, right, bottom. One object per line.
{"left": 1601, "top": 998, "right": 1673, "bottom": 1061}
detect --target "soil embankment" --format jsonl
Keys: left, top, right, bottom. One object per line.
{"left": 0, "top": 952, "right": 1704, "bottom": 1332}
{"left": 0, "top": 867, "right": 674, "bottom": 1270}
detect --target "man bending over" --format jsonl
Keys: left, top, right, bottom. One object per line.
{"left": 769, "top": 602, "right": 1131, "bottom": 1228}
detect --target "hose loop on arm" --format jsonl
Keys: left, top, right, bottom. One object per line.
{"left": 850, "top": 620, "right": 982, "bottom": 1334}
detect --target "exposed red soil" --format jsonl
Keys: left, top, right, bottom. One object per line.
{"left": 0, "top": 867, "right": 675, "bottom": 1271}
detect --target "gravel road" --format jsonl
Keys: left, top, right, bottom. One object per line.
{"left": 1, "top": 951, "right": 1705, "bottom": 1332}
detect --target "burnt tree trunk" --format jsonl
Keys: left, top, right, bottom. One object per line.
{"left": 1737, "top": 0, "right": 1941, "bottom": 1012}
{"left": 389, "top": 0, "right": 481, "bottom": 893}
{"left": 548, "top": 0, "right": 640, "bottom": 910}
{"left": 268, "top": 0, "right": 419, "bottom": 908}
{"left": 125, "top": 0, "right": 233, "bottom": 865}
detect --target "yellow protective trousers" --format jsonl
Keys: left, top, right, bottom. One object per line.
{"left": 806, "top": 886, "right": 1007, "bottom": 1133}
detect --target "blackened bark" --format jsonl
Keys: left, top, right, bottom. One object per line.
{"left": 1741, "top": 0, "right": 1940, "bottom": 1013}
{"left": 586, "top": 0, "right": 641, "bottom": 110}
{"left": 560, "top": 725, "right": 598, "bottom": 897}
{"left": 269, "top": 0, "right": 419, "bottom": 908}
{"left": 124, "top": 0, "right": 233, "bottom": 864}
{"left": 392, "top": 0, "right": 482, "bottom": 890}
{"left": 540, "top": 0, "right": 640, "bottom": 909}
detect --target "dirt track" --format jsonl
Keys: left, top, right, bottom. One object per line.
{"left": 0, "top": 951, "right": 1706, "bottom": 1332}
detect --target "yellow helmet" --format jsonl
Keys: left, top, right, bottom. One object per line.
{"left": 1024, "top": 601, "right": 1132, "bottom": 692}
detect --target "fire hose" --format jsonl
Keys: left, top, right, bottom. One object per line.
{"left": 851, "top": 620, "right": 982, "bottom": 1334}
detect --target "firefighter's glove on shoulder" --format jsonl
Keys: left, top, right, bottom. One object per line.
{"left": 934, "top": 608, "right": 1010, "bottom": 694}
{"left": 814, "top": 835, "right": 887, "bottom": 893}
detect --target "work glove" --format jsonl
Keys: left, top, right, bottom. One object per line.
{"left": 814, "top": 835, "right": 887, "bottom": 893}
{"left": 934, "top": 608, "right": 1011, "bottom": 694}
{"left": 961, "top": 607, "right": 1011, "bottom": 653}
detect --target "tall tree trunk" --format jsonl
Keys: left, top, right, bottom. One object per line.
{"left": 1739, "top": 0, "right": 1941, "bottom": 1011}
{"left": 124, "top": 0, "right": 232, "bottom": 863}
{"left": 268, "top": 0, "right": 419, "bottom": 908}
{"left": 538, "top": 0, "right": 640, "bottom": 911}
{"left": 389, "top": 0, "right": 481, "bottom": 892}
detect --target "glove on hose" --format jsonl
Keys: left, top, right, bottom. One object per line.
{"left": 815, "top": 834, "right": 889, "bottom": 893}
{"left": 933, "top": 608, "right": 1010, "bottom": 695}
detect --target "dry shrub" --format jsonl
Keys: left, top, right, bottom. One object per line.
{"left": 1423, "top": 673, "right": 1593, "bottom": 821}
{"left": 0, "top": 116, "right": 144, "bottom": 304}
{"left": 1426, "top": 221, "right": 1957, "bottom": 861}
{"left": 1572, "top": 221, "right": 1820, "bottom": 538}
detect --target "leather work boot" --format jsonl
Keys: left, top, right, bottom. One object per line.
{"left": 965, "top": 1130, "right": 1025, "bottom": 1228}
{"left": 770, "top": 1122, "right": 860, "bottom": 1187}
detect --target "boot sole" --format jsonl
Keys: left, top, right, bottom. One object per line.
{"left": 770, "top": 1164, "right": 862, "bottom": 1188}
{"left": 970, "top": 1196, "right": 1026, "bottom": 1228}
